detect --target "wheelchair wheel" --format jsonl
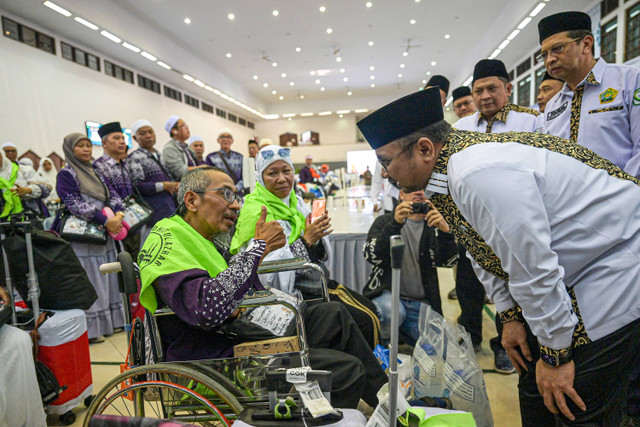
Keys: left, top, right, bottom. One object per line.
{"left": 83, "top": 364, "right": 244, "bottom": 426}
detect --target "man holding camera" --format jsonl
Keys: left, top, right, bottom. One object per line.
{"left": 363, "top": 190, "right": 455, "bottom": 347}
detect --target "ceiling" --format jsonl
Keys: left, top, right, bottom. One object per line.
{"left": 0, "top": 0, "right": 593, "bottom": 119}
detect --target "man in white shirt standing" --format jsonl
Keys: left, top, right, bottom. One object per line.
{"left": 455, "top": 59, "right": 540, "bottom": 133}
{"left": 539, "top": 11, "right": 640, "bottom": 177}
{"left": 451, "top": 86, "right": 476, "bottom": 119}
{"left": 536, "top": 72, "right": 564, "bottom": 113}
{"left": 357, "top": 87, "right": 640, "bottom": 426}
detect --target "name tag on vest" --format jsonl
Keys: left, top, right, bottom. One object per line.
{"left": 547, "top": 102, "right": 568, "bottom": 121}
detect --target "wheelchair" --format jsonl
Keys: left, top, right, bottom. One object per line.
{"left": 83, "top": 251, "right": 331, "bottom": 426}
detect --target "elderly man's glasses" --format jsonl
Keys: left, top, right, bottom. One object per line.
{"left": 196, "top": 187, "right": 242, "bottom": 204}
{"left": 536, "top": 37, "right": 583, "bottom": 63}
{"left": 260, "top": 148, "right": 291, "bottom": 160}
{"left": 378, "top": 142, "right": 416, "bottom": 173}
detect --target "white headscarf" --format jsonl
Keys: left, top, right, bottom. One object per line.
{"left": 254, "top": 145, "right": 293, "bottom": 187}
{"left": 37, "top": 157, "right": 58, "bottom": 200}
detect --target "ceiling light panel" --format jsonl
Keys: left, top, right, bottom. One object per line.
{"left": 122, "top": 42, "right": 140, "bottom": 52}
{"left": 74, "top": 17, "right": 98, "bottom": 30}
{"left": 43, "top": 1, "right": 71, "bottom": 17}
{"left": 141, "top": 51, "right": 157, "bottom": 61}
{"left": 100, "top": 30, "right": 121, "bottom": 43}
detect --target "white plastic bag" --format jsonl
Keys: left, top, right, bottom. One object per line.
{"left": 412, "top": 305, "right": 493, "bottom": 427}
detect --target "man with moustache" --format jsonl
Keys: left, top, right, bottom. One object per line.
{"left": 536, "top": 72, "right": 564, "bottom": 113}
{"left": 451, "top": 86, "right": 476, "bottom": 119}
{"left": 205, "top": 128, "right": 245, "bottom": 194}
{"left": 162, "top": 115, "right": 200, "bottom": 180}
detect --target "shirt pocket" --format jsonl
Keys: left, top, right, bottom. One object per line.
{"left": 588, "top": 105, "right": 624, "bottom": 114}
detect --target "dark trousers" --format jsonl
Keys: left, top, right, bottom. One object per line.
{"left": 304, "top": 302, "right": 387, "bottom": 408}
{"left": 455, "top": 244, "right": 503, "bottom": 352}
{"left": 518, "top": 318, "right": 640, "bottom": 426}
{"left": 629, "top": 360, "right": 640, "bottom": 416}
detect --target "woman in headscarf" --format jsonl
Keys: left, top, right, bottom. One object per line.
{"left": 56, "top": 133, "right": 125, "bottom": 343}
{"left": 37, "top": 157, "right": 59, "bottom": 204}
{"left": 0, "top": 150, "right": 24, "bottom": 219}
{"left": 231, "top": 145, "right": 379, "bottom": 348}
{"left": 1, "top": 150, "right": 51, "bottom": 219}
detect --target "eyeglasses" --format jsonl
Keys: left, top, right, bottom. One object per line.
{"left": 196, "top": 187, "right": 243, "bottom": 204}
{"left": 260, "top": 148, "right": 291, "bottom": 160}
{"left": 378, "top": 142, "right": 416, "bottom": 173}
{"left": 536, "top": 37, "right": 583, "bottom": 63}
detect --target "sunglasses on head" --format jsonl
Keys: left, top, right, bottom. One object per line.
{"left": 260, "top": 148, "right": 291, "bottom": 160}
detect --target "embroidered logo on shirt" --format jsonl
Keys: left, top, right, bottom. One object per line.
{"left": 138, "top": 226, "right": 173, "bottom": 270}
{"left": 599, "top": 87, "right": 618, "bottom": 104}
{"left": 546, "top": 102, "right": 568, "bottom": 121}
{"left": 634, "top": 88, "right": 640, "bottom": 106}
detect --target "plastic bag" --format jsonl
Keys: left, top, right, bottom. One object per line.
{"left": 411, "top": 305, "right": 493, "bottom": 427}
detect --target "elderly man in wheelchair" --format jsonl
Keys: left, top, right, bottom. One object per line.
{"left": 87, "top": 167, "right": 387, "bottom": 424}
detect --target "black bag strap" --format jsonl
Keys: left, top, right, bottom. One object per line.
{"left": 217, "top": 152, "right": 240, "bottom": 184}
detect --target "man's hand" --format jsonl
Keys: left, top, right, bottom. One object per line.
{"left": 393, "top": 201, "right": 412, "bottom": 224}
{"left": 501, "top": 320, "right": 532, "bottom": 374}
{"left": 163, "top": 182, "right": 179, "bottom": 195}
{"left": 10, "top": 185, "right": 32, "bottom": 197}
{"left": 425, "top": 201, "right": 450, "bottom": 232}
{"left": 105, "top": 213, "right": 124, "bottom": 235}
{"left": 254, "top": 206, "right": 286, "bottom": 256}
{"left": 0, "top": 286, "right": 10, "bottom": 306}
{"left": 302, "top": 213, "right": 332, "bottom": 246}
{"left": 536, "top": 360, "right": 586, "bottom": 420}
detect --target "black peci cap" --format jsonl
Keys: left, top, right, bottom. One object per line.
{"left": 472, "top": 59, "right": 509, "bottom": 86}
{"left": 541, "top": 71, "right": 563, "bottom": 83}
{"left": 538, "top": 11, "right": 591, "bottom": 44}
{"left": 356, "top": 87, "right": 444, "bottom": 149}
{"left": 426, "top": 75, "right": 450, "bottom": 96}
{"left": 452, "top": 86, "right": 472, "bottom": 102}
{"left": 98, "top": 122, "right": 123, "bottom": 139}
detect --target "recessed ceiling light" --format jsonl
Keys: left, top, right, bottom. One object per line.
{"left": 518, "top": 17, "right": 532, "bottom": 30}
{"left": 226, "top": 52, "right": 232, "bottom": 58}
{"left": 530, "top": 3, "right": 546, "bottom": 17}
{"left": 368, "top": 41, "right": 374, "bottom": 46}
{"left": 228, "top": 13, "right": 235, "bottom": 20}
{"left": 319, "top": 111, "right": 332, "bottom": 116}
{"left": 365, "top": 2, "right": 373, "bottom": 8}
{"left": 272, "top": 10, "right": 279, "bottom": 16}
{"left": 122, "top": 42, "right": 140, "bottom": 53}
{"left": 272, "top": 62, "right": 278, "bottom": 67}
{"left": 415, "top": 0, "right": 421, "bottom": 2}
{"left": 204, "top": 85, "right": 213, "bottom": 91}
{"left": 43, "top": 1, "right": 71, "bottom": 17}
{"left": 100, "top": 30, "right": 121, "bottom": 43}
{"left": 507, "top": 29, "right": 520, "bottom": 40}
{"left": 289, "top": 82, "right": 295, "bottom": 86}
{"left": 141, "top": 51, "right": 157, "bottom": 61}
{"left": 400, "top": 63, "right": 405, "bottom": 68}
{"left": 301, "top": 112, "right": 313, "bottom": 116}
{"left": 370, "top": 83, "right": 376, "bottom": 88}
{"left": 194, "top": 80, "right": 205, "bottom": 87}
{"left": 253, "top": 75, "right": 258, "bottom": 80}
{"left": 355, "top": 108, "right": 369, "bottom": 113}
{"left": 337, "top": 110, "right": 351, "bottom": 114}
{"left": 347, "top": 91, "right": 352, "bottom": 96}
{"left": 402, "top": 51, "right": 409, "bottom": 57}
{"left": 300, "top": 95, "right": 305, "bottom": 99}
{"left": 74, "top": 17, "right": 98, "bottom": 30}
{"left": 315, "top": 79, "right": 321, "bottom": 84}
{"left": 157, "top": 61, "right": 171, "bottom": 70}
{"left": 426, "top": 71, "right": 432, "bottom": 75}
{"left": 272, "top": 90, "right": 277, "bottom": 95}
{"left": 410, "top": 19, "right": 416, "bottom": 24}
{"left": 281, "top": 72, "right": 287, "bottom": 78}
{"left": 444, "top": 34, "right": 450, "bottom": 39}
{"left": 336, "top": 57, "right": 342, "bottom": 62}
{"left": 422, "top": 79, "right": 427, "bottom": 84}
{"left": 279, "top": 96, "right": 284, "bottom": 100}
{"left": 398, "top": 74, "right": 403, "bottom": 78}
{"left": 263, "top": 83, "right": 269, "bottom": 87}
{"left": 340, "top": 68, "right": 346, "bottom": 73}
{"left": 326, "top": 28, "right": 333, "bottom": 34}
{"left": 310, "top": 71, "right": 316, "bottom": 76}
{"left": 430, "top": 61, "right": 437, "bottom": 66}
{"left": 498, "top": 39, "right": 510, "bottom": 49}
{"left": 369, "top": 65, "right": 375, "bottom": 71}
{"left": 489, "top": 48, "right": 501, "bottom": 59}
{"left": 319, "top": 6, "right": 326, "bottom": 12}
{"left": 343, "top": 77, "right": 348, "bottom": 82}
{"left": 183, "top": 74, "right": 195, "bottom": 81}
{"left": 339, "top": 114, "right": 344, "bottom": 118}
{"left": 296, "top": 47, "right": 301, "bottom": 52}
{"left": 283, "top": 113, "right": 296, "bottom": 118}
{"left": 184, "top": 18, "right": 191, "bottom": 24}
{"left": 370, "top": 75, "right": 375, "bottom": 80}
{"left": 320, "top": 87, "right": 326, "bottom": 91}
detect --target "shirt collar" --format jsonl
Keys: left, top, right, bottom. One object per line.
{"left": 476, "top": 103, "right": 514, "bottom": 126}
{"left": 559, "top": 58, "right": 603, "bottom": 96}
{"left": 99, "top": 153, "right": 122, "bottom": 165}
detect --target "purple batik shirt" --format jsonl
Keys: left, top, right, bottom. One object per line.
{"left": 56, "top": 166, "right": 123, "bottom": 225}
{"left": 127, "top": 148, "right": 177, "bottom": 226}
{"left": 152, "top": 239, "right": 267, "bottom": 361}
{"left": 93, "top": 154, "right": 134, "bottom": 200}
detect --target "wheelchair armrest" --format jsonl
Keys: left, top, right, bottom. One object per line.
{"left": 239, "top": 289, "right": 278, "bottom": 306}
{"left": 257, "top": 258, "right": 330, "bottom": 303}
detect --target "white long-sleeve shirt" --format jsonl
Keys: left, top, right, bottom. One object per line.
{"left": 542, "top": 58, "right": 640, "bottom": 177}
{"left": 370, "top": 161, "right": 399, "bottom": 211}
{"left": 446, "top": 142, "right": 640, "bottom": 349}
{"left": 454, "top": 103, "right": 541, "bottom": 133}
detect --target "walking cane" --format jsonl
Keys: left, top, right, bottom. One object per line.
{"left": 388, "top": 235, "right": 405, "bottom": 427}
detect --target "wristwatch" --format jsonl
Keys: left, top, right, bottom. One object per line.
{"left": 539, "top": 345, "right": 573, "bottom": 367}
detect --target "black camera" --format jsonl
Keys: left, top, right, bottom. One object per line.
{"left": 412, "top": 202, "right": 431, "bottom": 214}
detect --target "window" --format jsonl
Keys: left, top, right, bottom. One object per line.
{"left": 516, "top": 58, "right": 531, "bottom": 77}
{"left": 137, "top": 74, "right": 161, "bottom": 94}
{"left": 517, "top": 76, "right": 532, "bottom": 107}
{"left": 184, "top": 94, "right": 199, "bottom": 108}
{"left": 61, "top": 41, "right": 101, "bottom": 71}
{"left": 601, "top": 18, "right": 618, "bottom": 62}
{"left": 104, "top": 60, "right": 133, "bottom": 83}
{"left": 625, "top": 2, "right": 640, "bottom": 61}
{"left": 164, "top": 85, "right": 182, "bottom": 102}
{"left": 2, "top": 16, "right": 56, "bottom": 54}
{"left": 247, "top": 121, "right": 255, "bottom": 130}
{"left": 535, "top": 67, "right": 546, "bottom": 90}
{"left": 202, "top": 102, "right": 214, "bottom": 114}
{"left": 228, "top": 113, "right": 237, "bottom": 123}
{"left": 216, "top": 108, "right": 227, "bottom": 119}
{"left": 238, "top": 117, "right": 247, "bottom": 126}
{"left": 601, "top": 0, "right": 619, "bottom": 16}
{"left": 507, "top": 70, "right": 514, "bottom": 82}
